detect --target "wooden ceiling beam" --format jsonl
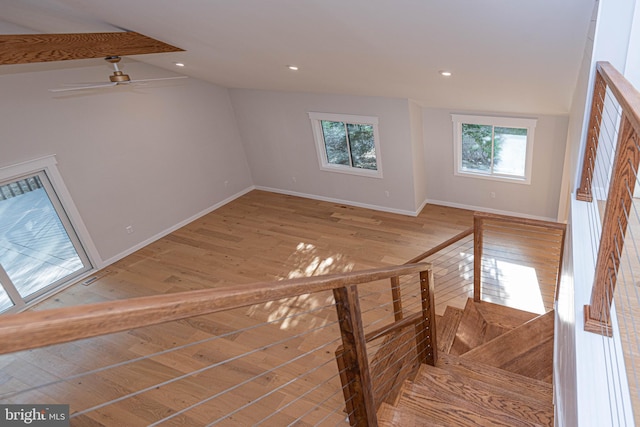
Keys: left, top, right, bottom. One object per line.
{"left": 0, "top": 32, "right": 184, "bottom": 65}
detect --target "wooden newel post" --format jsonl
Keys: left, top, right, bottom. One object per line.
{"left": 577, "top": 70, "right": 607, "bottom": 202}
{"left": 390, "top": 276, "right": 403, "bottom": 321}
{"left": 473, "top": 214, "right": 483, "bottom": 302}
{"left": 416, "top": 269, "right": 437, "bottom": 366}
{"left": 333, "top": 285, "right": 378, "bottom": 426}
{"left": 585, "top": 116, "right": 640, "bottom": 336}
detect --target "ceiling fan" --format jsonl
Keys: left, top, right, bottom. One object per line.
{"left": 49, "top": 56, "right": 187, "bottom": 92}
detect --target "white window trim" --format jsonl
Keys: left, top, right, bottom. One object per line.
{"left": 452, "top": 114, "right": 537, "bottom": 185}
{"left": 308, "top": 112, "right": 383, "bottom": 178}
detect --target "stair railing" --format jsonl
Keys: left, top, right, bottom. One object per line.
{"left": 390, "top": 227, "right": 474, "bottom": 321}
{"left": 473, "top": 212, "right": 566, "bottom": 304}
{"left": 576, "top": 61, "right": 640, "bottom": 335}
{"left": 0, "top": 262, "right": 434, "bottom": 426}
{"left": 573, "top": 60, "right": 640, "bottom": 423}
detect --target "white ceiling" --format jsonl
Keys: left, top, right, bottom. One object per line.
{"left": 0, "top": 0, "right": 595, "bottom": 114}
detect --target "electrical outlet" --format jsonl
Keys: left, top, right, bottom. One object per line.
{"left": 292, "top": 176, "right": 297, "bottom": 183}
{"left": 126, "top": 225, "right": 134, "bottom": 234}
{"left": 385, "top": 190, "right": 390, "bottom": 197}
{"left": 224, "top": 180, "right": 229, "bottom": 188}
{"left": 490, "top": 192, "right": 496, "bottom": 199}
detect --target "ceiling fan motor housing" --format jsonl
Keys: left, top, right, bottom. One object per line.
{"left": 109, "top": 71, "right": 131, "bottom": 82}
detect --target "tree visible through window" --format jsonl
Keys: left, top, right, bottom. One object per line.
{"left": 309, "top": 112, "right": 382, "bottom": 178}
{"left": 453, "top": 114, "right": 536, "bottom": 184}
{"left": 321, "top": 120, "right": 377, "bottom": 170}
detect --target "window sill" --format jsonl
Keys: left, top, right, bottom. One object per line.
{"left": 320, "top": 164, "right": 383, "bottom": 179}
{"left": 454, "top": 170, "right": 531, "bottom": 185}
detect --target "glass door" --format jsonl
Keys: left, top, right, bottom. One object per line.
{"left": 0, "top": 171, "right": 92, "bottom": 310}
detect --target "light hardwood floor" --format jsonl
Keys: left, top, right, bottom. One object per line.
{"left": 0, "top": 190, "right": 560, "bottom": 426}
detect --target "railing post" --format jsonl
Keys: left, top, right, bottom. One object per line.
{"left": 333, "top": 285, "right": 378, "bottom": 427}
{"left": 415, "top": 269, "right": 437, "bottom": 366}
{"left": 473, "top": 214, "right": 483, "bottom": 302}
{"left": 577, "top": 70, "right": 607, "bottom": 202}
{"left": 585, "top": 116, "right": 640, "bottom": 335}
{"left": 390, "top": 276, "right": 403, "bottom": 321}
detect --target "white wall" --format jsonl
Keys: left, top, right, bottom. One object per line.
{"left": 423, "top": 108, "right": 568, "bottom": 220}
{"left": 229, "top": 89, "right": 419, "bottom": 214}
{"left": 409, "top": 100, "right": 428, "bottom": 210}
{"left": 0, "top": 62, "right": 253, "bottom": 264}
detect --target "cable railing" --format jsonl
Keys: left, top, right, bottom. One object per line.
{"left": 0, "top": 208, "right": 567, "bottom": 426}
{"left": 576, "top": 61, "right": 640, "bottom": 424}
{"left": 0, "top": 263, "right": 435, "bottom": 426}
{"left": 473, "top": 212, "right": 566, "bottom": 312}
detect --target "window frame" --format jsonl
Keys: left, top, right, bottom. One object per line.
{"left": 452, "top": 114, "right": 537, "bottom": 184}
{"left": 308, "top": 112, "right": 383, "bottom": 178}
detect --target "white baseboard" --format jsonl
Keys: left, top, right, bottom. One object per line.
{"left": 99, "top": 186, "right": 255, "bottom": 268}
{"left": 254, "top": 186, "right": 420, "bottom": 217}
{"left": 425, "top": 198, "right": 557, "bottom": 222}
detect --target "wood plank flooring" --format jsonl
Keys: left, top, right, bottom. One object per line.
{"left": 0, "top": 190, "right": 560, "bottom": 426}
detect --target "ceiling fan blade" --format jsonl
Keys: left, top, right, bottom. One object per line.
{"left": 129, "top": 76, "right": 189, "bottom": 83}
{"left": 49, "top": 83, "right": 118, "bottom": 92}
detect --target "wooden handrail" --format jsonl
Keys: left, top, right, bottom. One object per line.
{"left": 473, "top": 211, "right": 567, "bottom": 231}
{"left": 405, "top": 227, "right": 474, "bottom": 264}
{"left": 0, "top": 263, "right": 430, "bottom": 355}
{"left": 578, "top": 62, "right": 640, "bottom": 335}
{"left": 597, "top": 62, "right": 640, "bottom": 134}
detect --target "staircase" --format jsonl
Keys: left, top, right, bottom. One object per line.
{"left": 378, "top": 298, "right": 554, "bottom": 426}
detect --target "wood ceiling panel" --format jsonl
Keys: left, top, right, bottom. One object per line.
{"left": 0, "top": 32, "right": 184, "bottom": 65}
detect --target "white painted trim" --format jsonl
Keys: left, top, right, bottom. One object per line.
{"left": 255, "top": 186, "right": 420, "bottom": 217}
{"left": 308, "top": 111, "right": 383, "bottom": 179}
{"left": 426, "top": 198, "right": 557, "bottom": 222}
{"left": 100, "top": 186, "right": 255, "bottom": 266}
{"left": 415, "top": 197, "right": 429, "bottom": 215}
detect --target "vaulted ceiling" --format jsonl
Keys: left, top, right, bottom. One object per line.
{"left": 0, "top": 0, "right": 594, "bottom": 114}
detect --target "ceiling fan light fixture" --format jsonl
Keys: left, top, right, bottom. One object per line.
{"left": 439, "top": 70, "right": 452, "bottom": 77}
{"left": 287, "top": 65, "right": 299, "bottom": 71}
{"left": 174, "top": 62, "right": 185, "bottom": 67}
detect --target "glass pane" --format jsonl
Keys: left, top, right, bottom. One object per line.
{"left": 461, "top": 124, "right": 493, "bottom": 173}
{"left": 0, "top": 175, "right": 86, "bottom": 299}
{"left": 346, "top": 123, "right": 377, "bottom": 170}
{"left": 0, "top": 279, "right": 14, "bottom": 313}
{"left": 321, "top": 120, "right": 350, "bottom": 166}
{"left": 493, "top": 127, "right": 527, "bottom": 176}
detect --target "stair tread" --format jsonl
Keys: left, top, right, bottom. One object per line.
{"left": 449, "top": 298, "right": 510, "bottom": 355}
{"left": 461, "top": 310, "right": 554, "bottom": 380}
{"left": 473, "top": 299, "right": 539, "bottom": 329}
{"left": 394, "top": 381, "right": 543, "bottom": 427}
{"left": 437, "top": 353, "right": 552, "bottom": 403}
{"left": 412, "top": 363, "right": 553, "bottom": 426}
{"left": 378, "top": 402, "right": 446, "bottom": 427}
{"left": 437, "top": 306, "right": 463, "bottom": 354}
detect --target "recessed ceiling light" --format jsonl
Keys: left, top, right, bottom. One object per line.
{"left": 439, "top": 70, "right": 452, "bottom": 77}
{"left": 175, "top": 62, "right": 185, "bottom": 67}
{"left": 287, "top": 65, "right": 299, "bottom": 71}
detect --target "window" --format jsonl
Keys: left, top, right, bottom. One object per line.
{"left": 308, "top": 112, "right": 382, "bottom": 178}
{"left": 452, "top": 114, "right": 537, "bottom": 184}
{"left": 0, "top": 156, "right": 94, "bottom": 313}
